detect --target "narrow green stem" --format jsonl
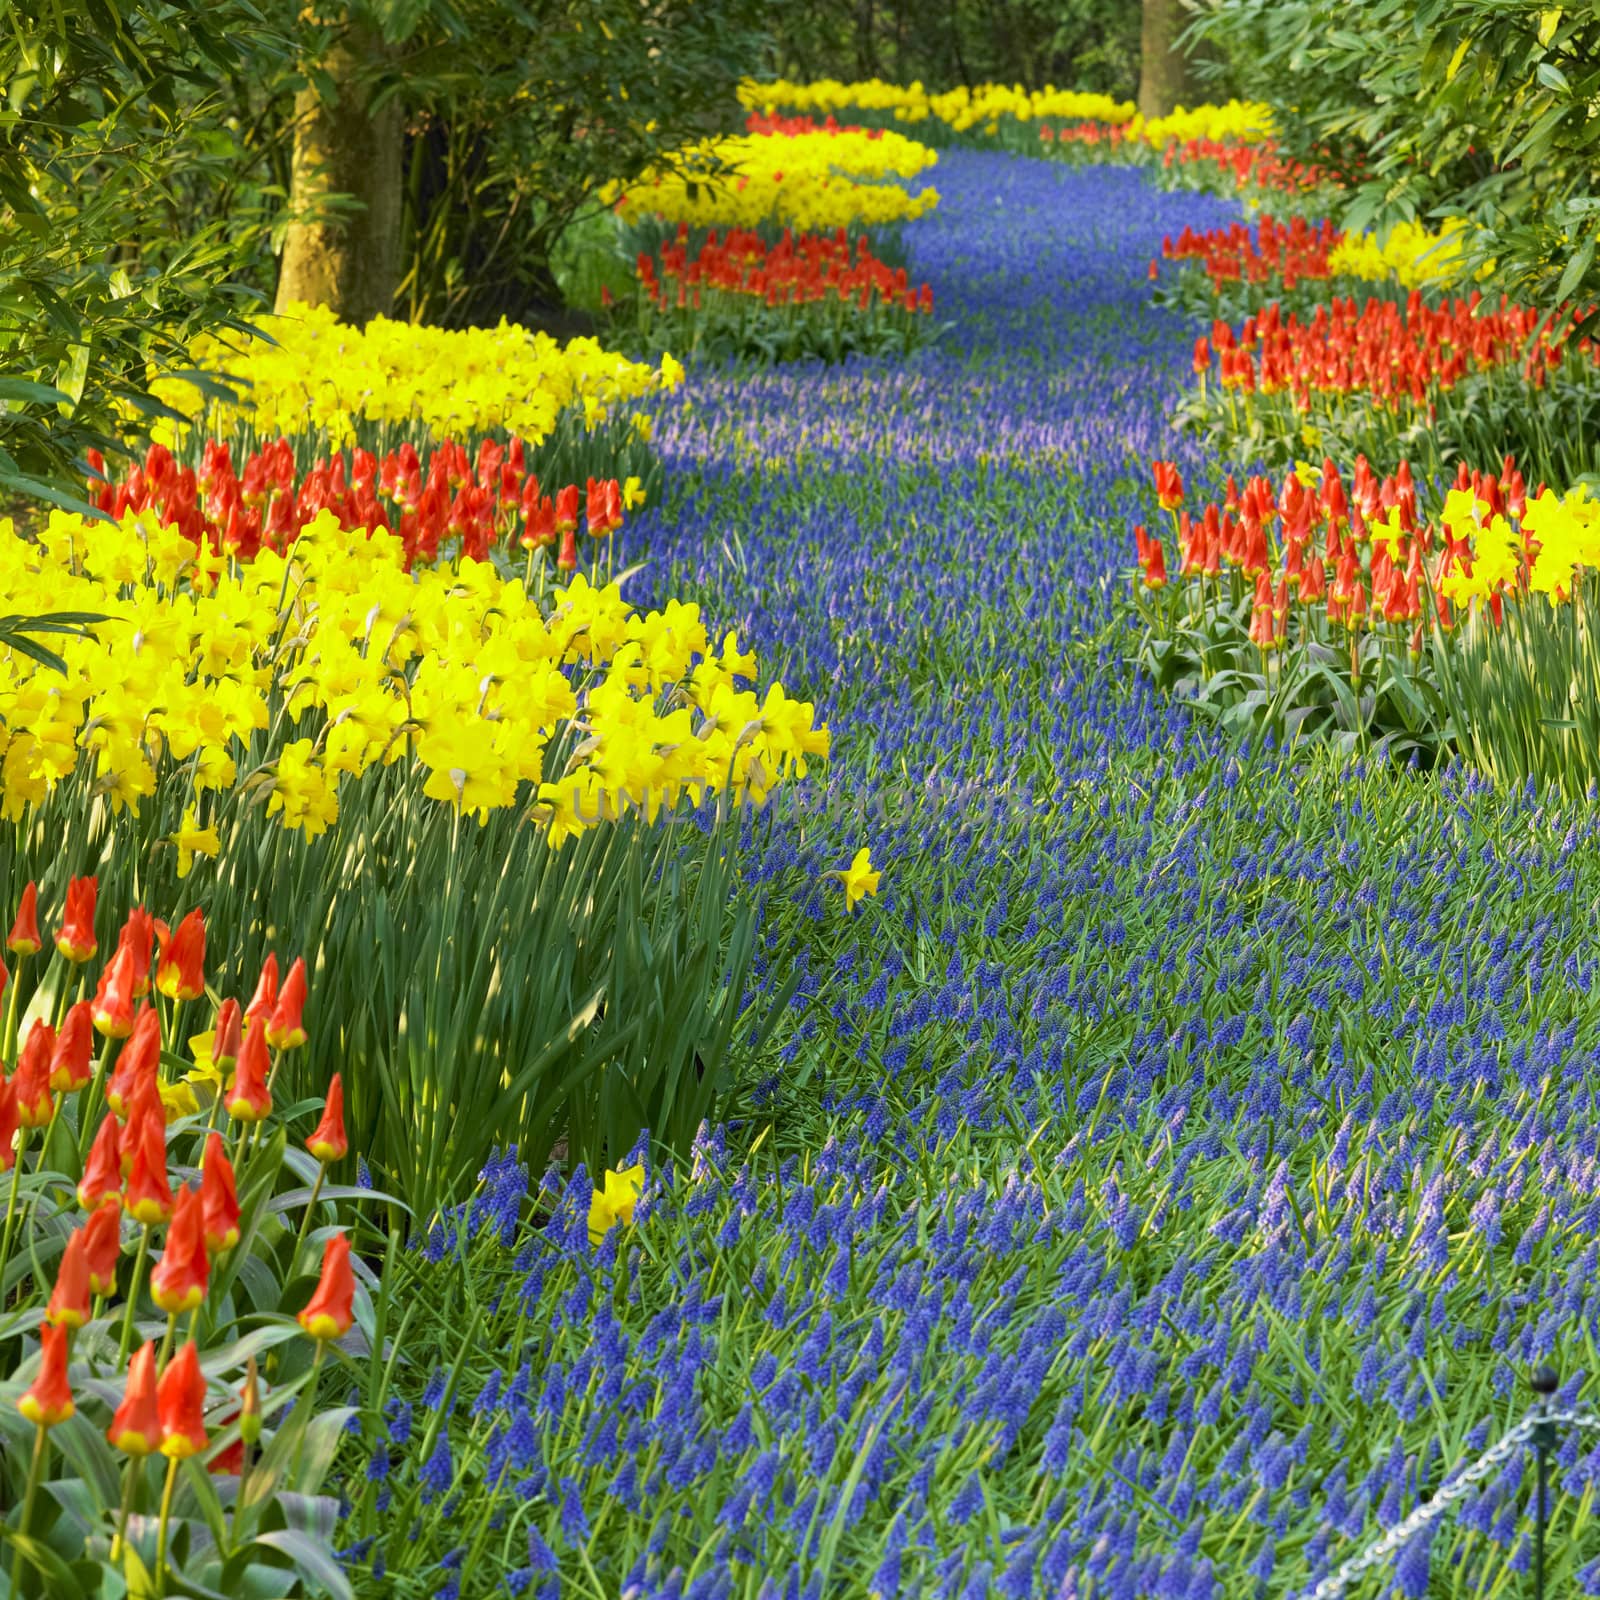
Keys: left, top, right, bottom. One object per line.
{"left": 230, "top": 1439, "right": 255, "bottom": 1552}
{"left": 293, "top": 1163, "right": 328, "bottom": 1263}
{"left": 8, "top": 1421, "right": 48, "bottom": 1595}
{"left": 3, "top": 952, "right": 24, "bottom": 1062}
{"left": 156, "top": 1311, "right": 178, "bottom": 1372}
{"left": 112, "top": 1452, "right": 141, "bottom": 1563}
{"left": 76, "top": 1034, "right": 118, "bottom": 1163}
{"left": 116, "top": 1226, "right": 152, "bottom": 1371}
{"left": 155, "top": 1453, "right": 180, "bottom": 1594}
{"left": 0, "top": 1127, "right": 30, "bottom": 1286}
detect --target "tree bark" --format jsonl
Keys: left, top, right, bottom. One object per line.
{"left": 1138, "top": 0, "right": 1203, "bottom": 119}
{"left": 275, "top": 20, "right": 403, "bottom": 324}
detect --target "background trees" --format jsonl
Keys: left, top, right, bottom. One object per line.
{"left": 0, "top": 0, "right": 770, "bottom": 503}
{"left": 765, "top": 0, "right": 1143, "bottom": 100}
{"left": 274, "top": 0, "right": 772, "bottom": 328}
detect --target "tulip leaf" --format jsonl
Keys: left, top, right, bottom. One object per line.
{"left": 0, "top": 1529, "right": 88, "bottom": 1599}
{"left": 268, "top": 1183, "right": 411, "bottom": 1214}
{"left": 253, "top": 1529, "right": 354, "bottom": 1600}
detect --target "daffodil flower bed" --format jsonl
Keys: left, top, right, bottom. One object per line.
{"left": 738, "top": 77, "right": 1137, "bottom": 133}
{"left": 736, "top": 77, "right": 1272, "bottom": 155}
{"left": 4, "top": 507, "right": 826, "bottom": 841}
{"left": 608, "top": 126, "right": 939, "bottom": 232}
{"left": 145, "top": 303, "right": 683, "bottom": 474}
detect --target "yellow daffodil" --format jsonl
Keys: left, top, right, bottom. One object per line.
{"left": 829, "top": 846, "right": 881, "bottom": 911}
{"left": 157, "top": 1080, "right": 201, "bottom": 1123}
{"left": 588, "top": 1164, "right": 645, "bottom": 1245}
{"left": 171, "top": 806, "right": 221, "bottom": 878}
{"left": 140, "top": 303, "right": 672, "bottom": 453}
{"left": 184, "top": 1030, "right": 223, "bottom": 1090}
{"left": 608, "top": 128, "right": 939, "bottom": 231}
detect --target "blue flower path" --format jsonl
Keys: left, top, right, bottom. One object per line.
{"left": 453, "top": 153, "right": 1600, "bottom": 1597}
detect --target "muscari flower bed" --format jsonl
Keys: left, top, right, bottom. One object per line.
{"left": 316, "top": 153, "right": 1600, "bottom": 1596}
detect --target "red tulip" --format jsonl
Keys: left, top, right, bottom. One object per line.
{"left": 17, "top": 1323, "right": 75, "bottom": 1427}
{"left": 243, "top": 953, "right": 278, "bottom": 1035}
{"left": 1142, "top": 539, "right": 1167, "bottom": 590}
{"left": 297, "top": 1232, "right": 355, "bottom": 1341}
{"left": 78, "top": 1115, "right": 122, "bottom": 1211}
{"left": 91, "top": 944, "right": 139, "bottom": 1040}
{"left": 0, "top": 1082, "right": 18, "bottom": 1177}
{"left": 7, "top": 882, "right": 41, "bottom": 957}
{"left": 554, "top": 483, "right": 580, "bottom": 531}
{"left": 200, "top": 1132, "right": 240, "bottom": 1253}
{"left": 49, "top": 1000, "right": 95, "bottom": 1093}
{"left": 266, "top": 956, "right": 307, "bottom": 1050}
{"left": 108, "top": 1342, "right": 161, "bottom": 1455}
{"left": 106, "top": 1005, "right": 161, "bottom": 1119}
{"left": 45, "top": 1228, "right": 92, "bottom": 1330}
{"left": 12, "top": 1018, "right": 55, "bottom": 1128}
{"left": 117, "top": 907, "right": 155, "bottom": 997}
{"left": 123, "top": 1112, "right": 174, "bottom": 1226}
{"left": 151, "top": 1185, "right": 210, "bottom": 1314}
{"left": 155, "top": 909, "right": 206, "bottom": 1003}
{"left": 56, "top": 877, "right": 98, "bottom": 964}
{"left": 224, "top": 1019, "right": 272, "bottom": 1123}
{"left": 521, "top": 493, "right": 557, "bottom": 552}
{"left": 212, "top": 998, "right": 242, "bottom": 1071}
{"left": 82, "top": 1195, "right": 122, "bottom": 1293}
{"left": 306, "top": 1073, "right": 347, "bottom": 1164}
{"left": 157, "top": 1341, "right": 208, "bottom": 1459}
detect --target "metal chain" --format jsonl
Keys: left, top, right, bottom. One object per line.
{"left": 1293, "top": 1404, "right": 1600, "bottom": 1600}
{"left": 1543, "top": 1407, "right": 1600, "bottom": 1434}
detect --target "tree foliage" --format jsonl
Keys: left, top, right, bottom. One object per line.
{"left": 1189, "top": 0, "right": 1600, "bottom": 318}
{"left": 0, "top": 0, "right": 284, "bottom": 505}
{"left": 764, "top": 0, "right": 1143, "bottom": 100}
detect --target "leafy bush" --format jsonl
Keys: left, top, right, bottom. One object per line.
{"left": 0, "top": 0, "right": 279, "bottom": 507}
{"left": 1188, "top": 0, "right": 1600, "bottom": 314}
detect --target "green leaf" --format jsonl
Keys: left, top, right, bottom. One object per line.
{"left": 0, "top": 377, "right": 72, "bottom": 407}
{"left": 1556, "top": 233, "right": 1596, "bottom": 301}
{"left": 253, "top": 1528, "right": 353, "bottom": 1600}
{"left": 0, "top": 1529, "right": 89, "bottom": 1599}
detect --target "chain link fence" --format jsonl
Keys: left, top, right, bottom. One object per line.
{"left": 1299, "top": 1370, "right": 1600, "bottom": 1600}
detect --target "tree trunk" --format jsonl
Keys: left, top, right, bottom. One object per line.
{"left": 856, "top": 0, "right": 878, "bottom": 79}
{"left": 1138, "top": 0, "right": 1202, "bottom": 119}
{"left": 275, "top": 21, "right": 403, "bottom": 324}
